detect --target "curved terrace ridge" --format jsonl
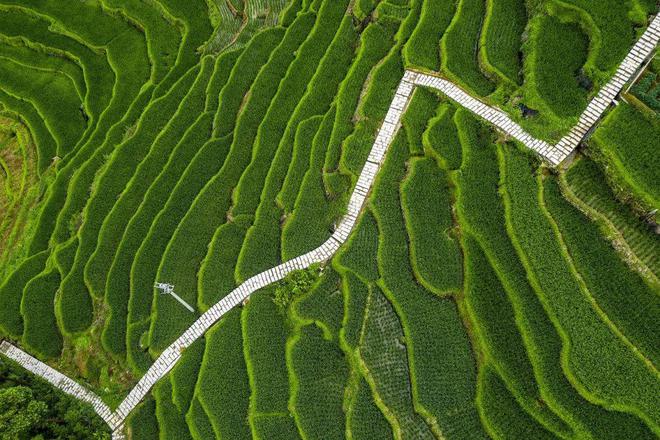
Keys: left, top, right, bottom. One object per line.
{"left": 1, "top": 14, "right": 658, "bottom": 438}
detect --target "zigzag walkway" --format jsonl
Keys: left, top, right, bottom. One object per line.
{"left": 1, "top": 14, "right": 658, "bottom": 439}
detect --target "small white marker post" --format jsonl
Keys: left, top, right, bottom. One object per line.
{"left": 154, "top": 283, "right": 195, "bottom": 313}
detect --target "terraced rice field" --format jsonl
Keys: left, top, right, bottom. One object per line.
{"left": 0, "top": 0, "right": 658, "bottom": 439}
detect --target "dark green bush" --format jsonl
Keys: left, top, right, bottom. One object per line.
{"left": 0, "top": 358, "right": 110, "bottom": 439}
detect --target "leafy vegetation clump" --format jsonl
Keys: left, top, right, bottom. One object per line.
{"left": 273, "top": 265, "right": 321, "bottom": 311}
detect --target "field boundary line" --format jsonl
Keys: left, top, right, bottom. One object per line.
{"left": 0, "top": 14, "right": 657, "bottom": 439}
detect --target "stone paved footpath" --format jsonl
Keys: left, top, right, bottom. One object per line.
{"left": 0, "top": 341, "right": 123, "bottom": 432}
{"left": 1, "top": 14, "right": 657, "bottom": 438}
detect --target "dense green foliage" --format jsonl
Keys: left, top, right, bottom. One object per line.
{"left": 0, "top": 358, "right": 110, "bottom": 438}
{"left": 0, "top": 0, "right": 658, "bottom": 438}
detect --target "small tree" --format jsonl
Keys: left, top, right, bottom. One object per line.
{"left": 273, "top": 266, "right": 320, "bottom": 310}
{"left": 0, "top": 386, "right": 47, "bottom": 438}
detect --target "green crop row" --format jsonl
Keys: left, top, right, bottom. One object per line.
{"left": 453, "top": 114, "right": 573, "bottom": 437}
{"left": 101, "top": 0, "right": 180, "bottom": 84}
{"left": 499, "top": 147, "right": 660, "bottom": 432}
{"left": 101, "top": 120, "right": 221, "bottom": 358}
{"left": 0, "top": 56, "right": 87, "bottom": 157}
{"left": 55, "top": 65, "right": 199, "bottom": 335}
{"left": 21, "top": 1, "right": 152, "bottom": 254}
{"left": 0, "top": 250, "right": 48, "bottom": 338}
{"left": 241, "top": 290, "right": 292, "bottom": 416}
{"left": 170, "top": 338, "right": 206, "bottom": 414}
{"left": 144, "top": 13, "right": 312, "bottom": 350}
{"left": 422, "top": 103, "right": 462, "bottom": 169}
{"left": 288, "top": 266, "right": 374, "bottom": 439}
{"left": 178, "top": 14, "right": 321, "bottom": 326}
{"left": 146, "top": 0, "right": 214, "bottom": 99}
{"left": 0, "top": 118, "right": 40, "bottom": 277}
{"left": 477, "top": 363, "right": 557, "bottom": 440}
{"left": 353, "top": 278, "right": 436, "bottom": 439}
{"left": 0, "top": 42, "right": 86, "bottom": 112}
{"left": 337, "top": 271, "right": 370, "bottom": 352}
{"left": 197, "top": 310, "right": 252, "bottom": 439}
{"left": 339, "top": 1, "right": 420, "bottom": 176}
{"left": 3, "top": 0, "right": 151, "bottom": 168}
{"left": 479, "top": 0, "right": 526, "bottom": 85}
{"left": 86, "top": 49, "right": 239, "bottom": 303}
{"left": 463, "top": 235, "right": 572, "bottom": 436}
{"left": 20, "top": 269, "right": 63, "bottom": 359}
{"left": 0, "top": 90, "right": 57, "bottom": 174}
{"left": 127, "top": 134, "right": 232, "bottom": 361}
{"left": 231, "top": 0, "right": 351, "bottom": 217}
{"left": 440, "top": 0, "right": 496, "bottom": 96}
{"left": 198, "top": 216, "right": 251, "bottom": 310}
{"left": 234, "top": 3, "right": 353, "bottom": 282}
{"left": 213, "top": 26, "right": 288, "bottom": 137}
{"left": 152, "top": 10, "right": 326, "bottom": 346}
{"left": 278, "top": 117, "right": 323, "bottom": 214}
{"left": 323, "top": 18, "right": 399, "bottom": 177}
{"left": 402, "top": 88, "right": 440, "bottom": 155}
{"left": 543, "top": 177, "right": 660, "bottom": 367}
{"left": 564, "top": 158, "right": 660, "bottom": 278}
{"left": 126, "top": 398, "right": 159, "bottom": 439}
{"left": 403, "top": 0, "right": 456, "bottom": 71}
{"left": 353, "top": 0, "right": 380, "bottom": 20}
{"left": 345, "top": 376, "right": 393, "bottom": 439}
{"left": 590, "top": 103, "right": 659, "bottom": 211}
{"left": 453, "top": 109, "right": 655, "bottom": 439}
{"left": 73, "top": 56, "right": 212, "bottom": 303}
{"left": 281, "top": 107, "right": 344, "bottom": 261}
{"left": 154, "top": 378, "right": 194, "bottom": 439}
{"left": 240, "top": 119, "right": 334, "bottom": 280}
{"left": 250, "top": 414, "right": 300, "bottom": 440}
{"left": 28, "top": 83, "right": 153, "bottom": 256}
{"left": 0, "top": 8, "right": 115, "bottom": 162}
{"left": 186, "top": 396, "right": 216, "bottom": 440}
{"left": 292, "top": 268, "right": 344, "bottom": 338}
{"left": 287, "top": 324, "right": 349, "bottom": 440}
{"left": 401, "top": 156, "right": 462, "bottom": 294}
{"left": 203, "top": 49, "right": 243, "bottom": 113}
{"left": 274, "top": 14, "right": 357, "bottom": 210}
{"left": 546, "top": 0, "right": 646, "bottom": 78}
{"left": 371, "top": 134, "right": 486, "bottom": 439}
{"left": 523, "top": 15, "right": 588, "bottom": 120}
{"left": 334, "top": 208, "right": 380, "bottom": 282}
